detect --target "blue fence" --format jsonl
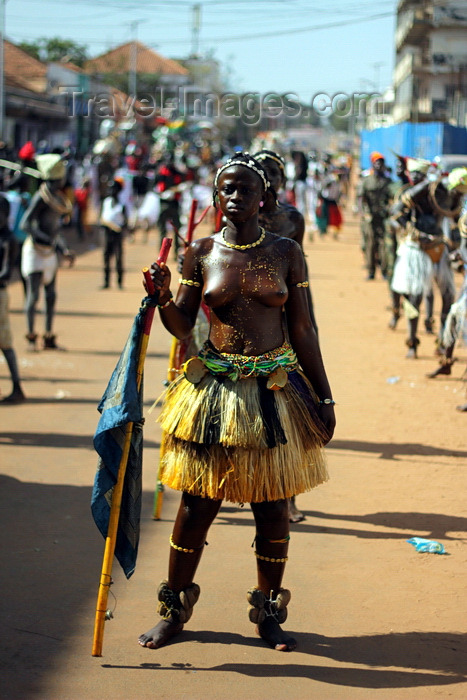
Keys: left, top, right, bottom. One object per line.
{"left": 360, "top": 122, "right": 467, "bottom": 173}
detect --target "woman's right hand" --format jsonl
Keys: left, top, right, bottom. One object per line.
{"left": 149, "top": 261, "right": 172, "bottom": 299}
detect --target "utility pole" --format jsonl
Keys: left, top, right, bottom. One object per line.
{"left": 129, "top": 19, "right": 143, "bottom": 98}
{"left": 372, "top": 61, "right": 384, "bottom": 94}
{"left": 191, "top": 4, "right": 201, "bottom": 58}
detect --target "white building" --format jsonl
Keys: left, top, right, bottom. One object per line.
{"left": 393, "top": 0, "right": 467, "bottom": 125}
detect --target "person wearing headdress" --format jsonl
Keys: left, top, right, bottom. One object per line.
{"left": 254, "top": 150, "right": 318, "bottom": 333}
{"left": 422, "top": 164, "right": 465, "bottom": 344}
{"left": 254, "top": 148, "right": 319, "bottom": 523}
{"left": 426, "top": 168, "right": 467, "bottom": 408}
{"left": 359, "top": 152, "right": 393, "bottom": 281}
{"left": 20, "top": 154, "right": 75, "bottom": 352}
{"left": 155, "top": 152, "right": 186, "bottom": 258}
{"left": 139, "top": 152, "right": 334, "bottom": 653}
{"left": 16, "top": 141, "right": 39, "bottom": 194}
{"left": 390, "top": 158, "right": 463, "bottom": 357}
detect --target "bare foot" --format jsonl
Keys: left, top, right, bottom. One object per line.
{"left": 288, "top": 497, "right": 305, "bottom": 523}
{"left": 256, "top": 618, "right": 296, "bottom": 651}
{"left": 138, "top": 619, "right": 183, "bottom": 649}
{"left": 456, "top": 403, "right": 467, "bottom": 412}
{"left": 0, "top": 388, "right": 26, "bottom": 404}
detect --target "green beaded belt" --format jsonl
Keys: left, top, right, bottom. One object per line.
{"left": 197, "top": 341, "right": 298, "bottom": 382}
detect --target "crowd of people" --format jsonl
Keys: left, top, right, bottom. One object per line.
{"left": 357, "top": 150, "right": 467, "bottom": 411}
{"left": 1, "top": 134, "right": 464, "bottom": 404}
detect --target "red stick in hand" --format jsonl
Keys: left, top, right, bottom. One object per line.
{"left": 142, "top": 236, "right": 172, "bottom": 296}
{"left": 185, "top": 199, "right": 198, "bottom": 245}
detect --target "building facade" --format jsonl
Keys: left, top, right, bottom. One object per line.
{"left": 393, "top": 0, "right": 467, "bottom": 125}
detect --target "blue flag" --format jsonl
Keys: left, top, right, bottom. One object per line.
{"left": 91, "top": 304, "right": 149, "bottom": 579}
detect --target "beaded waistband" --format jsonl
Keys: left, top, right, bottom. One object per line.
{"left": 198, "top": 341, "right": 298, "bottom": 382}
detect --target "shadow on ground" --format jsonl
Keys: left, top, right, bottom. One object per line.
{"left": 0, "top": 474, "right": 155, "bottom": 698}
{"left": 328, "top": 439, "right": 467, "bottom": 461}
{"left": 215, "top": 506, "right": 467, "bottom": 542}
{"left": 102, "top": 628, "right": 466, "bottom": 688}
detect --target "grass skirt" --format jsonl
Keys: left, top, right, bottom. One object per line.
{"left": 391, "top": 239, "right": 433, "bottom": 297}
{"left": 158, "top": 348, "right": 329, "bottom": 503}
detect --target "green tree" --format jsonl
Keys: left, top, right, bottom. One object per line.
{"left": 18, "top": 41, "right": 41, "bottom": 61}
{"left": 18, "top": 37, "right": 88, "bottom": 67}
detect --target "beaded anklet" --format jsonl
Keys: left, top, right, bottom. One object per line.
{"left": 254, "top": 551, "right": 288, "bottom": 563}
{"left": 169, "top": 534, "right": 207, "bottom": 553}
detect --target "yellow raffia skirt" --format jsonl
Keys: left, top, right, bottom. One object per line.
{"left": 157, "top": 342, "right": 329, "bottom": 503}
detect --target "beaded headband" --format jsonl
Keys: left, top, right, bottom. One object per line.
{"left": 214, "top": 153, "right": 270, "bottom": 191}
{"left": 254, "top": 151, "right": 285, "bottom": 174}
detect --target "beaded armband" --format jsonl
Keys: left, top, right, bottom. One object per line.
{"left": 158, "top": 294, "right": 173, "bottom": 309}
{"left": 294, "top": 281, "right": 309, "bottom": 288}
{"left": 179, "top": 278, "right": 201, "bottom": 287}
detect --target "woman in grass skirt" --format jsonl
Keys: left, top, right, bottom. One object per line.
{"left": 139, "top": 153, "right": 335, "bottom": 652}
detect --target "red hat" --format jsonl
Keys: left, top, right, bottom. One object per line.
{"left": 18, "top": 141, "right": 35, "bottom": 161}
{"left": 370, "top": 151, "right": 384, "bottom": 164}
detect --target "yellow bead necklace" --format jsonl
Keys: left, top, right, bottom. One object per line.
{"left": 222, "top": 226, "right": 266, "bottom": 250}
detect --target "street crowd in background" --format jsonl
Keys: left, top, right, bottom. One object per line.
{"left": 0, "top": 129, "right": 465, "bottom": 416}
{"left": 355, "top": 150, "right": 467, "bottom": 410}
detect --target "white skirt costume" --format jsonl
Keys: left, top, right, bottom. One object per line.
{"left": 21, "top": 236, "right": 58, "bottom": 286}
{"left": 391, "top": 239, "right": 434, "bottom": 297}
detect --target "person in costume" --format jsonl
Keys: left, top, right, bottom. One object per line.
{"left": 386, "top": 156, "right": 411, "bottom": 330}
{"left": 0, "top": 195, "right": 26, "bottom": 403}
{"left": 99, "top": 178, "right": 127, "bottom": 290}
{"left": 139, "top": 153, "right": 335, "bottom": 652}
{"left": 20, "top": 154, "right": 75, "bottom": 352}
{"left": 290, "top": 150, "right": 308, "bottom": 218}
{"left": 155, "top": 152, "right": 186, "bottom": 258}
{"left": 5, "top": 173, "right": 31, "bottom": 297}
{"left": 426, "top": 169, "right": 467, "bottom": 410}
{"left": 315, "top": 163, "right": 343, "bottom": 238}
{"left": 254, "top": 148, "right": 319, "bottom": 523}
{"left": 359, "top": 152, "right": 393, "bottom": 280}
{"left": 421, "top": 167, "right": 465, "bottom": 345}
{"left": 390, "top": 157, "right": 462, "bottom": 358}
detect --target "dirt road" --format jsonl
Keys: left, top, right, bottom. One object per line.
{"left": 1, "top": 210, "right": 466, "bottom": 699}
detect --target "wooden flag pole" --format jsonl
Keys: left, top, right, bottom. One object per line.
{"left": 152, "top": 201, "right": 211, "bottom": 520}
{"left": 92, "top": 238, "right": 172, "bottom": 657}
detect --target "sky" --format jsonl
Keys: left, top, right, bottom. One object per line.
{"left": 5, "top": 0, "right": 398, "bottom": 102}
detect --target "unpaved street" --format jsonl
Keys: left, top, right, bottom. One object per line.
{"left": 1, "top": 210, "right": 466, "bottom": 699}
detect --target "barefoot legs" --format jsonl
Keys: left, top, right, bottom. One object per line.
{"left": 250, "top": 499, "right": 296, "bottom": 651}
{"left": 138, "top": 493, "right": 221, "bottom": 649}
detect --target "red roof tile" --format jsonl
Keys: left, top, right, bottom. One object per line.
{"left": 4, "top": 39, "right": 47, "bottom": 92}
{"left": 84, "top": 41, "right": 188, "bottom": 77}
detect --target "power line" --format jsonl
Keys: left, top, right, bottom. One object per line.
{"left": 7, "top": 9, "right": 395, "bottom": 48}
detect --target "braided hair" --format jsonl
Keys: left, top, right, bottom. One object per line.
{"left": 213, "top": 151, "right": 274, "bottom": 208}
{"left": 253, "top": 149, "right": 286, "bottom": 176}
